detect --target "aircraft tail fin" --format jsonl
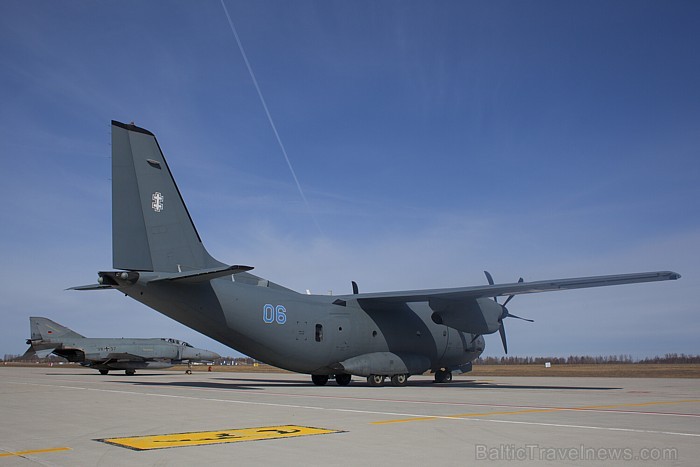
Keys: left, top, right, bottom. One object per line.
{"left": 30, "top": 317, "right": 84, "bottom": 341}
{"left": 111, "top": 121, "right": 223, "bottom": 273}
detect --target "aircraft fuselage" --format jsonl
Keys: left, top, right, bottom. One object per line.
{"left": 121, "top": 275, "right": 484, "bottom": 376}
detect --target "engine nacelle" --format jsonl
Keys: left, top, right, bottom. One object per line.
{"left": 429, "top": 297, "right": 502, "bottom": 335}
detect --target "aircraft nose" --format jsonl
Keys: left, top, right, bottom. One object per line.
{"left": 181, "top": 347, "right": 220, "bottom": 362}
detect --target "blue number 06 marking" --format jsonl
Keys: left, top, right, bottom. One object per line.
{"left": 263, "top": 304, "right": 287, "bottom": 324}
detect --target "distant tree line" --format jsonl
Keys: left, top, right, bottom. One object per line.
{"left": 474, "top": 353, "right": 700, "bottom": 365}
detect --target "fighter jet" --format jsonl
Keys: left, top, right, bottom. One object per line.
{"left": 24, "top": 317, "right": 220, "bottom": 375}
{"left": 73, "top": 121, "right": 680, "bottom": 386}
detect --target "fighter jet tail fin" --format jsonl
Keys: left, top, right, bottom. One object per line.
{"left": 111, "top": 121, "right": 224, "bottom": 273}
{"left": 30, "top": 317, "right": 85, "bottom": 341}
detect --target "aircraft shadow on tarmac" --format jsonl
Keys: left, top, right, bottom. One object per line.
{"left": 44, "top": 372, "right": 181, "bottom": 378}
{"left": 119, "top": 377, "right": 622, "bottom": 391}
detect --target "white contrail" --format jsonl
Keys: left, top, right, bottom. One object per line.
{"left": 220, "top": 0, "right": 322, "bottom": 235}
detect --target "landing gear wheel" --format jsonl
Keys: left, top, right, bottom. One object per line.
{"left": 390, "top": 374, "right": 409, "bottom": 387}
{"left": 185, "top": 369, "right": 192, "bottom": 375}
{"left": 99, "top": 369, "right": 109, "bottom": 375}
{"left": 335, "top": 374, "right": 352, "bottom": 386}
{"left": 367, "top": 374, "right": 385, "bottom": 387}
{"left": 435, "top": 369, "right": 452, "bottom": 383}
{"left": 311, "top": 374, "right": 329, "bottom": 386}
{"left": 125, "top": 369, "right": 136, "bottom": 376}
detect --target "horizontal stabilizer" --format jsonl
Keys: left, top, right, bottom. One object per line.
{"left": 69, "top": 284, "right": 115, "bottom": 291}
{"left": 23, "top": 345, "right": 56, "bottom": 359}
{"left": 147, "top": 265, "right": 254, "bottom": 284}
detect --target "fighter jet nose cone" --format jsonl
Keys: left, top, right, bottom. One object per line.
{"left": 181, "top": 347, "right": 220, "bottom": 362}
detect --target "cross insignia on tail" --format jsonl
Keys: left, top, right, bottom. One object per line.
{"left": 152, "top": 192, "right": 164, "bottom": 212}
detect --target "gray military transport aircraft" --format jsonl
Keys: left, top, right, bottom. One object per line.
{"left": 24, "top": 317, "right": 220, "bottom": 375}
{"left": 72, "top": 121, "right": 680, "bottom": 386}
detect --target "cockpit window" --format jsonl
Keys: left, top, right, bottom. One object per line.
{"left": 160, "top": 338, "right": 192, "bottom": 347}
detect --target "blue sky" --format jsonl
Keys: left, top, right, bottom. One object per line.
{"left": 1, "top": 1, "right": 698, "bottom": 360}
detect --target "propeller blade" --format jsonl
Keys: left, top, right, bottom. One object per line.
{"left": 495, "top": 276, "right": 527, "bottom": 354}
{"left": 499, "top": 323, "right": 508, "bottom": 354}
{"left": 501, "top": 278, "right": 523, "bottom": 307}
{"left": 507, "top": 312, "right": 534, "bottom": 323}
{"left": 502, "top": 294, "right": 515, "bottom": 307}
{"left": 484, "top": 271, "right": 500, "bottom": 303}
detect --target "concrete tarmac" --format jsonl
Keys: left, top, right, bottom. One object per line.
{"left": 1, "top": 366, "right": 698, "bottom": 466}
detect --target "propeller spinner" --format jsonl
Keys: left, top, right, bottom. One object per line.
{"left": 484, "top": 271, "right": 534, "bottom": 354}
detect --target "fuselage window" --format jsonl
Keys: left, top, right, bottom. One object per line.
{"left": 315, "top": 324, "right": 323, "bottom": 342}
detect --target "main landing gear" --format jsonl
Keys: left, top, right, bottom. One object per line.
{"left": 367, "top": 374, "right": 409, "bottom": 387}
{"left": 390, "top": 374, "right": 408, "bottom": 386}
{"left": 311, "top": 374, "right": 353, "bottom": 386}
{"left": 335, "top": 373, "right": 352, "bottom": 386}
{"left": 311, "top": 373, "right": 410, "bottom": 387}
{"left": 311, "top": 374, "right": 329, "bottom": 386}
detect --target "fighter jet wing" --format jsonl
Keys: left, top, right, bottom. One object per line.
{"left": 104, "top": 352, "right": 148, "bottom": 362}
{"left": 339, "top": 271, "right": 680, "bottom": 305}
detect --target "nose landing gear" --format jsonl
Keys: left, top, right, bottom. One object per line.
{"left": 434, "top": 369, "right": 452, "bottom": 383}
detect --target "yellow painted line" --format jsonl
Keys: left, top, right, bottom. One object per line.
{"left": 452, "top": 408, "right": 562, "bottom": 418}
{"left": 373, "top": 416, "right": 438, "bottom": 425}
{"left": 0, "top": 447, "right": 71, "bottom": 458}
{"left": 373, "top": 408, "right": 560, "bottom": 424}
{"left": 97, "top": 425, "right": 342, "bottom": 451}
{"left": 372, "top": 399, "right": 700, "bottom": 425}
{"left": 573, "top": 399, "right": 700, "bottom": 410}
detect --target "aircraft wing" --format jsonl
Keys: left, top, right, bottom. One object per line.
{"left": 341, "top": 271, "right": 680, "bottom": 304}
{"left": 103, "top": 352, "right": 148, "bottom": 362}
